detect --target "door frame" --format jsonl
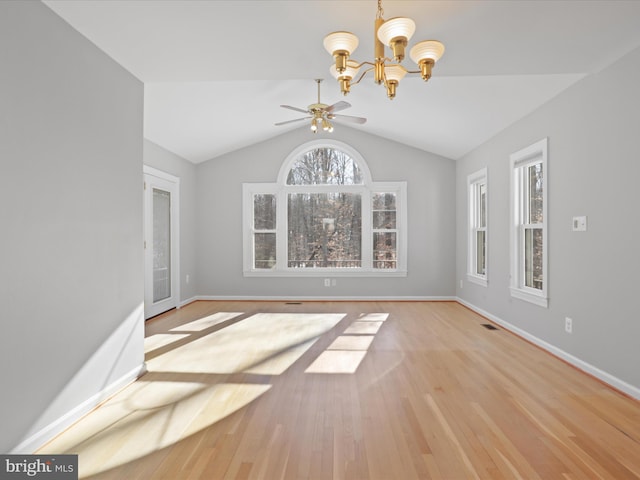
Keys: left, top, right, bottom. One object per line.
{"left": 143, "top": 165, "right": 180, "bottom": 319}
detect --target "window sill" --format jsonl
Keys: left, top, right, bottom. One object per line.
{"left": 466, "top": 274, "right": 488, "bottom": 287}
{"left": 509, "top": 287, "right": 548, "bottom": 308}
{"left": 244, "top": 268, "right": 408, "bottom": 278}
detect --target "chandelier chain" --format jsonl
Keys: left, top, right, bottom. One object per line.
{"left": 376, "top": 0, "right": 384, "bottom": 19}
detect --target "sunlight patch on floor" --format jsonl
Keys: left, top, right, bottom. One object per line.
{"left": 344, "top": 321, "right": 383, "bottom": 335}
{"left": 144, "top": 333, "right": 190, "bottom": 353}
{"left": 146, "top": 313, "right": 346, "bottom": 375}
{"left": 38, "top": 311, "right": 364, "bottom": 477}
{"left": 327, "top": 335, "right": 375, "bottom": 351}
{"left": 244, "top": 337, "right": 318, "bottom": 375}
{"left": 305, "top": 351, "right": 368, "bottom": 374}
{"left": 169, "top": 311, "right": 245, "bottom": 332}
{"left": 358, "top": 313, "right": 390, "bottom": 321}
{"left": 305, "top": 313, "right": 389, "bottom": 374}
{"left": 40, "top": 381, "right": 271, "bottom": 478}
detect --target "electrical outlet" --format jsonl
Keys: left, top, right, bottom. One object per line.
{"left": 460, "top": 280, "right": 463, "bottom": 289}
{"left": 324, "top": 278, "right": 331, "bottom": 287}
{"left": 572, "top": 216, "right": 587, "bottom": 231}
{"left": 565, "top": 317, "right": 572, "bottom": 333}
{"left": 186, "top": 274, "right": 190, "bottom": 284}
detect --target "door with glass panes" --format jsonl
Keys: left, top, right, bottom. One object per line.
{"left": 143, "top": 167, "right": 179, "bottom": 319}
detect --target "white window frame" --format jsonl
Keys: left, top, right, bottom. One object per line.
{"left": 467, "top": 168, "right": 488, "bottom": 287}
{"left": 509, "top": 138, "right": 548, "bottom": 307}
{"left": 242, "top": 140, "right": 407, "bottom": 277}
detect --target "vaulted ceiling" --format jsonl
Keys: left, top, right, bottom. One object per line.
{"left": 43, "top": 0, "right": 640, "bottom": 163}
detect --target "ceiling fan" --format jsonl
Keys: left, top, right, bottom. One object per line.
{"left": 275, "top": 79, "right": 367, "bottom": 133}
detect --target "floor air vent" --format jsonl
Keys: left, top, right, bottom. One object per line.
{"left": 481, "top": 324, "right": 499, "bottom": 330}
{"left": 285, "top": 302, "right": 302, "bottom": 305}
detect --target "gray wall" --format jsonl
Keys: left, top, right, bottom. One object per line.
{"left": 0, "top": 2, "right": 144, "bottom": 452}
{"left": 196, "top": 126, "right": 456, "bottom": 298}
{"left": 143, "top": 140, "right": 198, "bottom": 302}
{"left": 455, "top": 46, "right": 640, "bottom": 394}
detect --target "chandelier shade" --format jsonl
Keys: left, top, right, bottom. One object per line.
{"left": 376, "top": 17, "right": 415, "bottom": 61}
{"left": 384, "top": 65, "right": 407, "bottom": 83}
{"left": 376, "top": 17, "right": 416, "bottom": 45}
{"left": 383, "top": 65, "right": 407, "bottom": 98}
{"left": 323, "top": 31, "right": 359, "bottom": 73}
{"left": 323, "top": 31, "right": 359, "bottom": 55}
{"left": 330, "top": 60, "right": 361, "bottom": 95}
{"left": 409, "top": 40, "right": 445, "bottom": 64}
{"left": 409, "top": 40, "right": 445, "bottom": 80}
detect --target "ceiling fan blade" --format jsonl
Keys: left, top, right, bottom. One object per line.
{"left": 326, "top": 101, "right": 351, "bottom": 113}
{"left": 275, "top": 117, "right": 310, "bottom": 126}
{"left": 332, "top": 114, "right": 367, "bottom": 124}
{"left": 280, "top": 105, "right": 309, "bottom": 114}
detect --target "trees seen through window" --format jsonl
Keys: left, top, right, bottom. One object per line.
{"left": 243, "top": 141, "right": 406, "bottom": 276}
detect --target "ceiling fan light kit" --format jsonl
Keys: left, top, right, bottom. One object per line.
{"left": 324, "top": 0, "right": 445, "bottom": 99}
{"left": 275, "top": 79, "right": 367, "bottom": 133}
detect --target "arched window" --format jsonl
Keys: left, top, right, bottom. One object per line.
{"left": 243, "top": 140, "right": 406, "bottom": 276}
{"left": 285, "top": 146, "right": 364, "bottom": 185}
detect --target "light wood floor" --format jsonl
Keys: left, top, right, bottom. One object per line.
{"left": 39, "top": 301, "right": 640, "bottom": 479}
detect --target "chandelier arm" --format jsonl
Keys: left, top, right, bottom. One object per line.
{"left": 382, "top": 62, "right": 408, "bottom": 70}
{"left": 348, "top": 60, "right": 375, "bottom": 70}
{"left": 349, "top": 64, "right": 375, "bottom": 86}
{"left": 351, "top": 70, "right": 371, "bottom": 86}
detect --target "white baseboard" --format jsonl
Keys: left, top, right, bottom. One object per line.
{"left": 456, "top": 297, "right": 640, "bottom": 401}
{"left": 186, "top": 295, "right": 456, "bottom": 302}
{"left": 179, "top": 295, "right": 200, "bottom": 307}
{"left": 12, "top": 363, "right": 147, "bottom": 454}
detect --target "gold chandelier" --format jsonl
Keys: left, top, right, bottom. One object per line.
{"left": 323, "top": 0, "right": 445, "bottom": 99}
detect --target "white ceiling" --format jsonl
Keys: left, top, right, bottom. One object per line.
{"left": 43, "top": 0, "right": 640, "bottom": 163}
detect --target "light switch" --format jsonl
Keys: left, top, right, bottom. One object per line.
{"left": 572, "top": 216, "right": 587, "bottom": 231}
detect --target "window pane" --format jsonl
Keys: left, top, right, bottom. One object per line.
{"left": 254, "top": 194, "right": 276, "bottom": 230}
{"left": 153, "top": 188, "right": 171, "bottom": 302}
{"left": 525, "top": 227, "right": 543, "bottom": 289}
{"left": 286, "top": 148, "right": 363, "bottom": 185}
{"left": 527, "top": 163, "right": 543, "bottom": 224}
{"left": 476, "top": 230, "right": 486, "bottom": 275}
{"left": 372, "top": 193, "right": 396, "bottom": 210}
{"left": 373, "top": 232, "right": 397, "bottom": 269}
{"left": 373, "top": 193, "right": 396, "bottom": 229}
{"left": 373, "top": 211, "right": 396, "bottom": 229}
{"left": 479, "top": 183, "right": 487, "bottom": 228}
{"left": 254, "top": 233, "right": 276, "bottom": 269}
{"left": 288, "top": 193, "right": 362, "bottom": 268}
